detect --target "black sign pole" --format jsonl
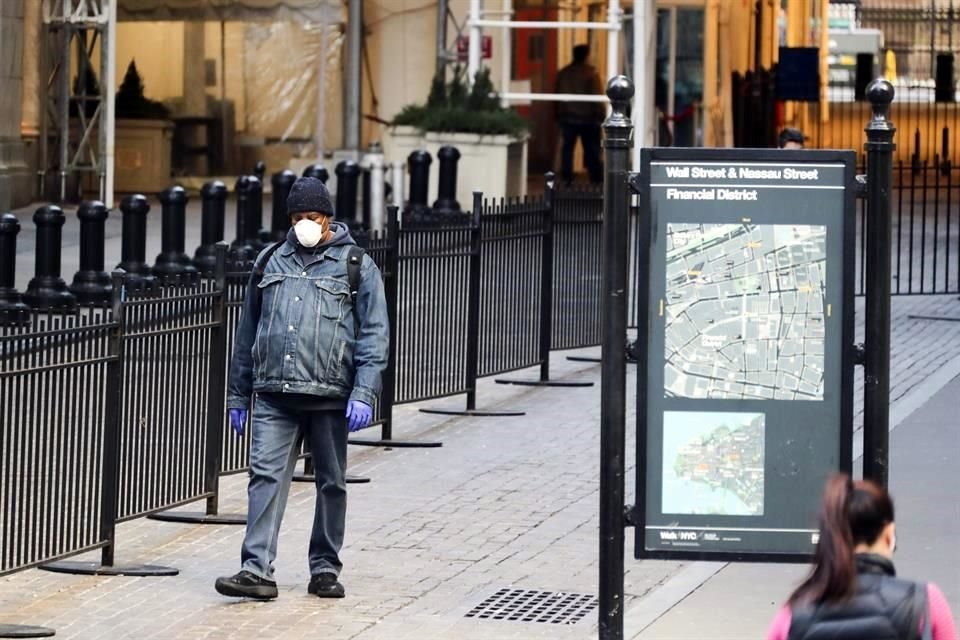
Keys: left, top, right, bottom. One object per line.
{"left": 598, "top": 76, "right": 634, "bottom": 640}
{"left": 862, "top": 79, "right": 896, "bottom": 488}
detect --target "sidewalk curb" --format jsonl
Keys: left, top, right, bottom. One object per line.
{"left": 622, "top": 561, "right": 727, "bottom": 639}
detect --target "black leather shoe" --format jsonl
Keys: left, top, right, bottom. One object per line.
{"left": 308, "top": 573, "right": 345, "bottom": 598}
{"left": 215, "top": 570, "right": 278, "bottom": 600}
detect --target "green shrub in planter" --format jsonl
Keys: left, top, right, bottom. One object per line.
{"left": 393, "top": 68, "right": 527, "bottom": 137}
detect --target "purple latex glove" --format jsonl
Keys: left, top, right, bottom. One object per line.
{"left": 229, "top": 408, "right": 248, "bottom": 436}
{"left": 346, "top": 400, "right": 372, "bottom": 432}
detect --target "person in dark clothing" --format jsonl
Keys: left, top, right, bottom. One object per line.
{"left": 555, "top": 44, "right": 605, "bottom": 185}
{"left": 778, "top": 127, "right": 805, "bottom": 149}
{"left": 215, "top": 177, "right": 389, "bottom": 601}
{"left": 766, "top": 473, "right": 957, "bottom": 640}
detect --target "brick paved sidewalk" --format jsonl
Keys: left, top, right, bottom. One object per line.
{"left": 0, "top": 350, "right": 683, "bottom": 640}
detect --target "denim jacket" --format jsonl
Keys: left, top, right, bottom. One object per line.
{"left": 227, "top": 224, "right": 389, "bottom": 410}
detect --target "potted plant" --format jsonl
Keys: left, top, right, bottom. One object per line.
{"left": 385, "top": 68, "right": 530, "bottom": 208}
{"left": 113, "top": 60, "right": 174, "bottom": 194}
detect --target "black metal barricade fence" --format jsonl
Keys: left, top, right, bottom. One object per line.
{"left": 477, "top": 196, "right": 549, "bottom": 378}
{"left": 0, "top": 309, "right": 114, "bottom": 575}
{"left": 393, "top": 212, "right": 473, "bottom": 404}
{"left": 855, "top": 160, "right": 960, "bottom": 296}
{"left": 551, "top": 185, "right": 605, "bottom": 350}
{"left": 117, "top": 278, "right": 221, "bottom": 521}
{"left": 219, "top": 270, "right": 252, "bottom": 475}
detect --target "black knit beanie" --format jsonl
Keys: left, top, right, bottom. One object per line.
{"left": 286, "top": 176, "right": 335, "bottom": 216}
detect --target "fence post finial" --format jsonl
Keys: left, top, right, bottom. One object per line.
{"left": 865, "top": 79, "right": 895, "bottom": 138}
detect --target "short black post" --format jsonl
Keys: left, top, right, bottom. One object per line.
{"left": 433, "top": 145, "right": 461, "bottom": 215}
{"left": 303, "top": 163, "right": 330, "bottom": 183}
{"left": 23, "top": 205, "right": 77, "bottom": 311}
{"left": 247, "top": 175, "right": 267, "bottom": 249}
{"left": 116, "top": 195, "right": 156, "bottom": 292}
{"left": 406, "top": 150, "right": 431, "bottom": 219}
{"left": 254, "top": 160, "right": 266, "bottom": 183}
{"left": 154, "top": 186, "right": 198, "bottom": 281}
{"left": 598, "top": 76, "right": 634, "bottom": 640}
{"left": 0, "top": 213, "right": 30, "bottom": 325}
{"left": 229, "top": 176, "right": 258, "bottom": 269}
{"left": 361, "top": 166, "right": 372, "bottom": 228}
{"left": 335, "top": 160, "right": 361, "bottom": 225}
{"left": 271, "top": 170, "right": 297, "bottom": 241}
{"left": 862, "top": 79, "right": 896, "bottom": 488}
{"left": 194, "top": 180, "right": 227, "bottom": 275}
{"left": 70, "top": 201, "right": 112, "bottom": 306}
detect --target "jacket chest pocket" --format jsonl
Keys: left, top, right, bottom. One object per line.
{"left": 315, "top": 279, "right": 350, "bottom": 320}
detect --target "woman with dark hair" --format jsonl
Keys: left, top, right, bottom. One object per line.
{"left": 767, "top": 474, "right": 957, "bottom": 640}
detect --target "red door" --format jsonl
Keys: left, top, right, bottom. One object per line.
{"left": 513, "top": 7, "right": 559, "bottom": 173}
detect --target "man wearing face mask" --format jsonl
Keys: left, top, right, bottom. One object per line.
{"left": 215, "top": 176, "right": 389, "bottom": 601}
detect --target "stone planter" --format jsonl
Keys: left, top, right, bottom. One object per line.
{"left": 383, "top": 126, "right": 528, "bottom": 210}
{"left": 113, "top": 118, "right": 173, "bottom": 194}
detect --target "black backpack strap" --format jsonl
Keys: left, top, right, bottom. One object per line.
{"left": 346, "top": 245, "right": 364, "bottom": 304}
{"left": 253, "top": 241, "right": 285, "bottom": 306}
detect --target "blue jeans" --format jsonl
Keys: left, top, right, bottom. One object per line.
{"left": 240, "top": 395, "right": 348, "bottom": 580}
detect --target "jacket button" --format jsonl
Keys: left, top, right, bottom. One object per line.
{"left": 301, "top": 271, "right": 307, "bottom": 276}
{"left": 285, "top": 354, "right": 292, "bottom": 360}
{"left": 294, "top": 296, "right": 301, "bottom": 302}
{"left": 288, "top": 325, "right": 294, "bottom": 331}
{"left": 283, "top": 383, "right": 289, "bottom": 389}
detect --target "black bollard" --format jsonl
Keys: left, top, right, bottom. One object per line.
{"left": 254, "top": 161, "right": 266, "bottom": 183}
{"left": 271, "top": 170, "right": 297, "bottom": 241}
{"left": 23, "top": 205, "right": 78, "bottom": 311}
{"left": 0, "top": 213, "right": 30, "bottom": 324}
{"left": 361, "top": 167, "right": 372, "bottom": 229}
{"left": 433, "top": 145, "right": 461, "bottom": 214}
{"left": 335, "top": 160, "right": 361, "bottom": 225}
{"left": 70, "top": 201, "right": 112, "bottom": 306}
{"left": 229, "top": 176, "right": 258, "bottom": 269}
{"left": 302, "top": 163, "right": 330, "bottom": 184}
{"left": 247, "top": 175, "right": 268, "bottom": 249}
{"left": 194, "top": 180, "right": 227, "bottom": 275}
{"left": 117, "top": 194, "right": 156, "bottom": 291}
{"left": 406, "top": 150, "right": 432, "bottom": 216}
{"left": 154, "top": 185, "right": 198, "bottom": 280}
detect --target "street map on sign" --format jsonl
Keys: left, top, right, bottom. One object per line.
{"left": 664, "top": 223, "right": 827, "bottom": 401}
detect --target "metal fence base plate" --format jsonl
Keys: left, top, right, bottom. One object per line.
{"left": 147, "top": 511, "right": 247, "bottom": 525}
{"left": 347, "top": 438, "right": 443, "bottom": 448}
{"left": 494, "top": 378, "right": 595, "bottom": 387}
{"left": 419, "top": 408, "right": 526, "bottom": 417}
{"left": 566, "top": 356, "right": 638, "bottom": 365}
{"left": 293, "top": 474, "right": 371, "bottom": 484}
{"left": 38, "top": 561, "right": 179, "bottom": 577}
{"left": 0, "top": 625, "right": 56, "bottom": 638}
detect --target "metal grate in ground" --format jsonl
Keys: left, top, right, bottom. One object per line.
{"left": 465, "top": 588, "right": 598, "bottom": 625}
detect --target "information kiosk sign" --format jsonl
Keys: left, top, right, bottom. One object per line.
{"left": 634, "top": 148, "right": 856, "bottom": 562}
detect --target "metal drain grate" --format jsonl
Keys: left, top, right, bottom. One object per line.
{"left": 465, "top": 588, "right": 598, "bottom": 625}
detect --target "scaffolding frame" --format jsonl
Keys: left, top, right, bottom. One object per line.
{"left": 41, "top": 0, "right": 117, "bottom": 205}
{"left": 464, "top": 0, "right": 651, "bottom": 169}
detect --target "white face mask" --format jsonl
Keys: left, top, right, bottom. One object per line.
{"left": 294, "top": 218, "right": 326, "bottom": 247}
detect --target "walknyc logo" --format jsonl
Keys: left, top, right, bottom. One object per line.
{"left": 659, "top": 530, "right": 699, "bottom": 541}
